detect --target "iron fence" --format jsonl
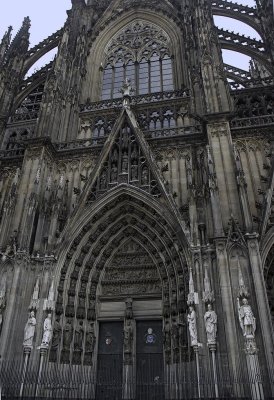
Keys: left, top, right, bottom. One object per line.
{"left": 0, "top": 357, "right": 273, "bottom": 400}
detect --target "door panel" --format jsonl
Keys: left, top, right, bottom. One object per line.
{"left": 136, "top": 320, "right": 164, "bottom": 400}
{"left": 96, "top": 322, "right": 123, "bottom": 400}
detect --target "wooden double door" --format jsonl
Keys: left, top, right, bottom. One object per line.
{"left": 96, "top": 320, "right": 164, "bottom": 400}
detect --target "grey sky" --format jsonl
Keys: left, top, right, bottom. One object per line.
{"left": 0, "top": 0, "right": 258, "bottom": 73}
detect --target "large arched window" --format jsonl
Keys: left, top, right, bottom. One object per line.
{"left": 101, "top": 21, "right": 174, "bottom": 100}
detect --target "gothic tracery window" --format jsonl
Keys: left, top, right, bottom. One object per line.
{"left": 101, "top": 21, "right": 174, "bottom": 100}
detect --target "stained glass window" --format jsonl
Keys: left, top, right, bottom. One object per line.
{"left": 101, "top": 21, "right": 174, "bottom": 99}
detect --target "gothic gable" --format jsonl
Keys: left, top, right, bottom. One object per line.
{"left": 87, "top": 117, "right": 162, "bottom": 203}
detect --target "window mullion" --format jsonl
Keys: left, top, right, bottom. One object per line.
{"left": 111, "top": 65, "right": 115, "bottom": 100}
{"left": 148, "top": 60, "right": 151, "bottom": 94}
{"left": 136, "top": 61, "right": 139, "bottom": 95}
{"left": 160, "top": 58, "right": 163, "bottom": 92}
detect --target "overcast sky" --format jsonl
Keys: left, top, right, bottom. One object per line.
{"left": 0, "top": 0, "right": 259, "bottom": 74}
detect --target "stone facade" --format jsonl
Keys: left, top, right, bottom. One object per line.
{"left": 0, "top": 0, "right": 273, "bottom": 398}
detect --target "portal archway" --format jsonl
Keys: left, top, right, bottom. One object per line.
{"left": 50, "top": 186, "right": 190, "bottom": 374}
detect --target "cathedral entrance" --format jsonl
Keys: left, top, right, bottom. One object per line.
{"left": 136, "top": 320, "right": 164, "bottom": 400}
{"left": 96, "top": 321, "right": 124, "bottom": 400}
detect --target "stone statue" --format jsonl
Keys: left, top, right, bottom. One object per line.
{"left": 187, "top": 306, "right": 198, "bottom": 346}
{"left": 23, "top": 311, "right": 36, "bottom": 347}
{"left": 237, "top": 297, "right": 256, "bottom": 338}
{"left": 124, "top": 319, "right": 133, "bottom": 353}
{"left": 125, "top": 298, "right": 133, "bottom": 319}
{"left": 121, "top": 78, "right": 133, "bottom": 97}
{"left": 51, "top": 318, "right": 62, "bottom": 349}
{"left": 63, "top": 319, "right": 73, "bottom": 350}
{"left": 42, "top": 313, "right": 53, "bottom": 347}
{"left": 74, "top": 320, "right": 84, "bottom": 350}
{"left": 171, "top": 320, "right": 179, "bottom": 350}
{"left": 204, "top": 304, "right": 217, "bottom": 344}
{"left": 86, "top": 323, "right": 96, "bottom": 353}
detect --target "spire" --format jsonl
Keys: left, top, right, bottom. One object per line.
{"left": 0, "top": 26, "right": 12, "bottom": 64}
{"left": 7, "top": 17, "right": 30, "bottom": 59}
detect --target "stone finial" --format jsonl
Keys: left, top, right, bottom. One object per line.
{"left": 44, "top": 279, "right": 55, "bottom": 312}
{"left": 202, "top": 263, "right": 215, "bottom": 304}
{"left": 187, "top": 267, "right": 195, "bottom": 306}
{"left": 237, "top": 257, "right": 249, "bottom": 299}
{"left": 29, "top": 278, "right": 39, "bottom": 311}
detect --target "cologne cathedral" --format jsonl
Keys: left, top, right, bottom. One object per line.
{"left": 0, "top": 0, "right": 273, "bottom": 398}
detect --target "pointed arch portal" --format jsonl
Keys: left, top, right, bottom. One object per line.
{"left": 49, "top": 103, "right": 191, "bottom": 396}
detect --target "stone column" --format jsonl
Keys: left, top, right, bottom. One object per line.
{"left": 0, "top": 252, "right": 29, "bottom": 358}
{"left": 215, "top": 240, "right": 239, "bottom": 382}
{"left": 123, "top": 298, "right": 134, "bottom": 400}
{"left": 35, "top": 346, "right": 48, "bottom": 398}
{"left": 19, "top": 346, "right": 32, "bottom": 398}
{"left": 246, "top": 234, "right": 274, "bottom": 396}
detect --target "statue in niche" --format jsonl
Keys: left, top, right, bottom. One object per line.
{"left": 74, "top": 320, "right": 84, "bottom": 350}
{"left": 51, "top": 318, "right": 62, "bottom": 349}
{"left": 63, "top": 319, "right": 73, "bottom": 350}
{"left": 23, "top": 311, "right": 36, "bottom": 347}
{"left": 237, "top": 297, "right": 256, "bottom": 338}
{"left": 100, "top": 170, "right": 107, "bottom": 189}
{"left": 110, "top": 163, "right": 118, "bottom": 182}
{"left": 86, "top": 322, "right": 96, "bottom": 353}
{"left": 141, "top": 167, "right": 149, "bottom": 185}
{"left": 131, "top": 144, "right": 138, "bottom": 160}
{"left": 41, "top": 313, "right": 53, "bottom": 347}
{"left": 187, "top": 306, "right": 198, "bottom": 346}
{"left": 131, "top": 160, "right": 138, "bottom": 180}
{"left": 112, "top": 147, "right": 119, "bottom": 162}
{"left": 204, "top": 304, "right": 217, "bottom": 344}
{"left": 121, "top": 152, "right": 128, "bottom": 172}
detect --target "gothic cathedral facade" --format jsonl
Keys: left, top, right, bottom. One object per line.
{"left": 0, "top": 0, "right": 273, "bottom": 398}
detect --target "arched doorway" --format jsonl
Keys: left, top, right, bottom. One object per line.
{"left": 50, "top": 188, "right": 190, "bottom": 398}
